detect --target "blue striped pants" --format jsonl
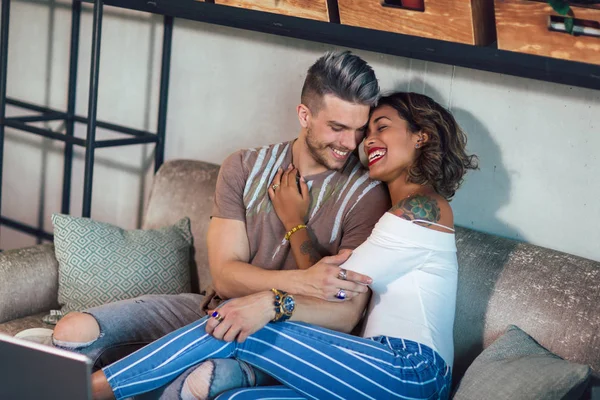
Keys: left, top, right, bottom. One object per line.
{"left": 103, "top": 317, "right": 451, "bottom": 400}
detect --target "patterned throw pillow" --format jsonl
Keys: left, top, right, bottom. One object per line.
{"left": 52, "top": 214, "right": 193, "bottom": 313}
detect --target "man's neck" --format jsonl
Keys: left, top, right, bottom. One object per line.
{"left": 292, "top": 134, "right": 329, "bottom": 177}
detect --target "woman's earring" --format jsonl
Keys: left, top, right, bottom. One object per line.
{"left": 415, "top": 137, "right": 423, "bottom": 149}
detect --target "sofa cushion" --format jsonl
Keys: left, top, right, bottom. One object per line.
{"left": 0, "top": 312, "right": 52, "bottom": 336}
{"left": 52, "top": 214, "right": 193, "bottom": 313}
{"left": 142, "top": 159, "right": 220, "bottom": 294}
{"left": 453, "top": 325, "right": 591, "bottom": 400}
{"left": 453, "top": 227, "right": 600, "bottom": 381}
{"left": 0, "top": 244, "right": 59, "bottom": 324}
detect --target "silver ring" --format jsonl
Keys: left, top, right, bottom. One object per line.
{"left": 272, "top": 184, "right": 280, "bottom": 190}
{"left": 337, "top": 268, "right": 347, "bottom": 281}
{"left": 335, "top": 289, "right": 347, "bottom": 300}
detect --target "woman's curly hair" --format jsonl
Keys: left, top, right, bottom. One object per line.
{"left": 376, "top": 92, "right": 478, "bottom": 200}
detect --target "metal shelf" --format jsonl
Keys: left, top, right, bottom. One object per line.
{"left": 2, "top": 0, "right": 599, "bottom": 243}
{"left": 0, "top": 0, "right": 173, "bottom": 242}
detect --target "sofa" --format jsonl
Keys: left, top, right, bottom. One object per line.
{"left": 1, "top": 159, "right": 598, "bottom": 397}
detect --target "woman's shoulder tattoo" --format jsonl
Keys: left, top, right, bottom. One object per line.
{"left": 390, "top": 195, "right": 441, "bottom": 224}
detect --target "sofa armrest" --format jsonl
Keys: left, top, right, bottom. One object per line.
{"left": 0, "top": 244, "right": 60, "bottom": 324}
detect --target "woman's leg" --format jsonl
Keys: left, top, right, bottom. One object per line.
{"left": 100, "top": 319, "right": 449, "bottom": 400}
{"left": 230, "top": 322, "right": 449, "bottom": 400}
{"left": 215, "top": 385, "right": 307, "bottom": 400}
{"left": 157, "top": 358, "right": 277, "bottom": 400}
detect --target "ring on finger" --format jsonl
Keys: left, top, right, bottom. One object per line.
{"left": 337, "top": 268, "right": 347, "bottom": 281}
{"left": 211, "top": 311, "right": 225, "bottom": 323}
{"left": 271, "top": 184, "right": 280, "bottom": 190}
{"left": 335, "top": 289, "right": 347, "bottom": 300}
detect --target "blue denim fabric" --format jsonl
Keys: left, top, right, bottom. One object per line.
{"left": 52, "top": 294, "right": 205, "bottom": 369}
{"left": 51, "top": 294, "right": 271, "bottom": 399}
{"left": 157, "top": 358, "right": 277, "bottom": 400}
{"left": 103, "top": 318, "right": 452, "bottom": 400}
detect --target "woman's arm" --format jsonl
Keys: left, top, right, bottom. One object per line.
{"left": 269, "top": 165, "right": 324, "bottom": 270}
{"left": 285, "top": 226, "right": 321, "bottom": 270}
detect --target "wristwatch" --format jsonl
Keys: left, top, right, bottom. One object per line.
{"left": 271, "top": 289, "right": 295, "bottom": 322}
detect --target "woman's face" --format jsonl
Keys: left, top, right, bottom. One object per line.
{"left": 364, "top": 104, "right": 420, "bottom": 183}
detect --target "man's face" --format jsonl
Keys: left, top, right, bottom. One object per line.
{"left": 304, "top": 94, "right": 371, "bottom": 171}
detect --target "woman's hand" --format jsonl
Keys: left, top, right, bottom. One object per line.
{"left": 205, "top": 291, "right": 275, "bottom": 343}
{"left": 268, "top": 164, "right": 310, "bottom": 231}
{"left": 298, "top": 251, "right": 372, "bottom": 301}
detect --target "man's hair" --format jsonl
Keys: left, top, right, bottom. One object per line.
{"left": 301, "top": 51, "right": 379, "bottom": 114}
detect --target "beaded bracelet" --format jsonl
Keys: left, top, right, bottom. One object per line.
{"left": 283, "top": 224, "right": 307, "bottom": 243}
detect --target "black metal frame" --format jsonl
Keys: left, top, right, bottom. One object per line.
{"left": 1, "top": 0, "right": 599, "bottom": 243}
{"left": 0, "top": 0, "right": 173, "bottom": 241}
{"left": 104, "top": 0, "right": 600, "bottom": 90}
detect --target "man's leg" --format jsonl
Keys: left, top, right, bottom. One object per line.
{"left": 53, "top": 293, "right": 205, "bottom": 370}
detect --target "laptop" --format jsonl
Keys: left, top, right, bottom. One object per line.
{"left": 0, "top": 333, "right": 93, "bottom": 400}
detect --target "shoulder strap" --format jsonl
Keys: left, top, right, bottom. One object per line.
{"left": 411, "top": 219, "right": 455, "bottom": 232}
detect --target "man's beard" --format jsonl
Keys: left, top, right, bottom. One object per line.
{"left": 305, "top": 128, "right": 347, "bottom": 171}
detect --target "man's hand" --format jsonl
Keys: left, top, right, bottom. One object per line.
{"left": 297, "top": 251, "right": 372, "bottom": 301}
{"left": 208, "top": 219, "right": 372, "bottom": 302}
{"left": 268, "top": 165, "right": 310, "bottom": 231}
{"left": 205, "top": 291, "right": 275, "bottom": 343}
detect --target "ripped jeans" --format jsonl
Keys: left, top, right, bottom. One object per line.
{"left": 52, "top": 294, "right": 275, "bottom": 399}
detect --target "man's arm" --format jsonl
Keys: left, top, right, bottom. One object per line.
{"left": 208, "top": 217, "right": 298, "bottom": 299}
{"left": 207, "top": 218, "right": 371, "bottom": 300}
{"left": 291, "top": 290, "right": 370, "bottom": 333}
{"left": 339, "top": 182, "right": 391, "bottom": 251}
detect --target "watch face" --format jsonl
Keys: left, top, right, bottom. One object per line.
{"left": 283, "top": 295, "right": 295, "bottom": 313}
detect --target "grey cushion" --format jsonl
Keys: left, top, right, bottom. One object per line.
{"left": 142, "top": 159, "right": 220, "bottom": 294}
{"left": 0, "top": 244, "right": 59, "bottom": 324}
{"left": 453, "top": 325, "right": 591, "bottom": 400}
{"left": 0, "top": 312, "right": 53, "bottom": 336}
{"left": 52, "top": 214, "right": 193, "bottom": 313}
{"left": 453, "top": 227, "right": 600, "bottom": 381}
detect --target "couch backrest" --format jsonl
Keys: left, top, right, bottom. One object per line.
{"left": 453, "top": 227, "right": 600, "bottom": 379}
{"left": 145, "top": 160, "right": 599, "bottom": 379}
{"left": 142, "top": 160, "right": 220, "bottom": 294}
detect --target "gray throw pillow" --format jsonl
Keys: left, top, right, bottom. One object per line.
{"left": 453, "top": 325, "right": 591, "bottom": 400}
{"left": 52, "top": 214, "right": 193, "bottom": 313}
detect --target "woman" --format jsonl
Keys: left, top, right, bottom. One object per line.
{"left": 91, "top": 92, "right": 477, "bottom": 400}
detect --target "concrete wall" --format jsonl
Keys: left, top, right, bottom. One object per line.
{"left": 1, "top": 1, "right": 599, "bottom": 261}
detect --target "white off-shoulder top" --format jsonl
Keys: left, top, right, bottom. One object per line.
{"left": 341, "top": 212, "right": 458, "bottom": 367}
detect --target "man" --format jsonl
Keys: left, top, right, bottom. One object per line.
{"left": 54, "top": 50, "right": 390, "bottom": 398}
